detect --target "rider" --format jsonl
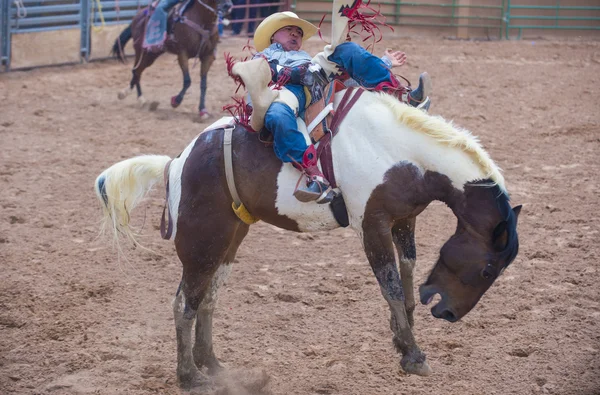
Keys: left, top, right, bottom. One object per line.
{"left": 231, "top": 7, "right": 432, "bottom": 204}
{"left": 144, "top": 0, "right": 230, "bottom": 50}
{"left": 143, "top": 0, "right": 182, "bottom": 50}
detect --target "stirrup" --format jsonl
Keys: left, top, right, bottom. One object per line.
{"left": 293, "top": 180, "right": 336, "bottom": 204}
{"left": 414, "top": 96, "right": 431, "bottom": 112}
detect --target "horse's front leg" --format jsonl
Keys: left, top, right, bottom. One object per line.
{"left": 172, "top": 51, "right": 191, "bottom": 108}
{"left": 198, "top": 54, "right": 215, "bottom": 119}
{"left": 362, "top": 217, "right": 432, "bottom": 376}
{"left": 392, "top": 218, "right": 417, "bottom": 328}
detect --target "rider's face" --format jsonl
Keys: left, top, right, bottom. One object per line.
{"left": 271, "top": 25, "right": 304, "bottom": 52}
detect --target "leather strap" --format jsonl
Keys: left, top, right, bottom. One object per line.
{"left": 223, "top": 127, "right": 243, "bottom": 206}
{"left": 317, "top": 88, "right": 365, "bottom": 189}
{"left": 160, "top": 159, "right": 174, "bottom": 240}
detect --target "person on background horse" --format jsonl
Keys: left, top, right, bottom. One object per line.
{"left": 231, "top": 7, "right": 432, "bottom": 204}
{"left": 144, "top": 0, "right": 230, "bottom": 50}
{"left": 143, "top": 0, "right": 181, "bottom": 50}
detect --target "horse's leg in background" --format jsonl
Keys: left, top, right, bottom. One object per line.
{"left": 392, "top": 218, "right": 417, "bottom": 328}
{"left": 129, "top": 51, "right": 161, "bottom": 109}
{"left": 171, "top": 51, "right": 191, "bottom": 108}
{"left": 362, "top": 215, "right": 432, "bottom": 377}
{"left": 193, "top": 224, "right": 249, "bottom": 374}
{"left": 198, "top": 53, "right": 216, "bottom": 119}
{"left": 173, "top": 218, "right": 248, "bottom": 386}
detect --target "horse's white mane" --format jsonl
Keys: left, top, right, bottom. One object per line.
{"left": 374, "top": 93, "right": 506, "bottom": 192}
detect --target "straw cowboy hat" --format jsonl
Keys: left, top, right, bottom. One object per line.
{"left": 254, "top": 12, "right": 318, "bottom": 52}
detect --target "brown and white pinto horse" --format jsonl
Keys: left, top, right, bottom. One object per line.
{"left": 111, "top": 0, "right": 233, "bottom": 117}
{"left": 95, "top": 89, "right": 521, "bottom": 386}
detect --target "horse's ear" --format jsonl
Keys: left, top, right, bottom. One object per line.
{"left": 492, "top": 220, "right": 508, "bottom": 251}
{"left": 512, "top": 205, "right": 522, "bottom": 221}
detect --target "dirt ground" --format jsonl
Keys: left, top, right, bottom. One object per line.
{"left": 1, "top": 34, "right": 599, "bottom": 395}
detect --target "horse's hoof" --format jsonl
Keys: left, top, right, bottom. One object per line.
{"left": 401, "top": 356, "right": 432, "bottom": 376}
{"left": 177, "top": 368, "right": 210, "bottom": 389}
{"left": 198, "top": 109, "right": 210, "bottom": 120}
{"left": 171, "top": 96, "right": 181, "bottom": 108}
{"left": 207, "top": 360, "right": 227, "bottom": 376}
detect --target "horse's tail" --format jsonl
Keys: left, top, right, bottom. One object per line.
{"left": 94, "top": 155, "right": 171, "bottom": 247}
{"left": 111, "top": 23, "right": 133, "bottom": 62}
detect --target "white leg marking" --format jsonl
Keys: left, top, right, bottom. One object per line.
{"left": 199, "top": 263, "right": 232, "bottom": 311}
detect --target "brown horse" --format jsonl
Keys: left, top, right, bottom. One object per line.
{"left": 95, "top": 89, "right": 521, "bottom": 387}
{"left": 112, "top": 0, "right": 233, "bottom": 118}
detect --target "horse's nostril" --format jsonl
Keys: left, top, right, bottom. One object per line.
{"left": 440, "top": 309, "right": 458, "bottom": 322}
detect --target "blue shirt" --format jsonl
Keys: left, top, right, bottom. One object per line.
{"left": 257, "top": 43, "right": 312, "bottom": 67}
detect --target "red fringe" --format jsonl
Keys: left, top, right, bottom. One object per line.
{"left": 224, "top": 52, "right": 246, "bottom": 94}
{"left": 337, "top": 0, "right": 394, "bottom": 52}
{"left": 223, "top": 96, "right": 254, "bottom": 132}
{"left": 271, "top": 67, "right": 290, "bottom": 91}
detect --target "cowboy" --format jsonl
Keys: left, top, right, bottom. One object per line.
{"left": 143, "top": 0, "right": 231, "bottom": 50}
{"left": 232, "top": 9, "right": 432, "bottom": 204}
{"left": 143, "top": 0, "right": 182, "bottom": 50}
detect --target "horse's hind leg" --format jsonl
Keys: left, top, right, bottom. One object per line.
{"left": 171, "top": 51, "right": 191, "bottom": 108}
{"left": 193, "top": 225, "right": 249, "bottom": 374}
{"left": 118, "top": 49, "right": 142, "bottom": 100}
{"left": 119, "top": 50, "right": 161, "bottom": 108}
{"left": 172, "top": 281, "right": 202, "bottom": 386}
{"left": 173, "top": 219, "right": 249, "bottom": 386}
{"left": 392, "top": 218, "right": 417, "bottom": 328}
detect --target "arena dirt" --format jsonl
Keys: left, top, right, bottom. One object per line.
{"left": 1, "top": 36, "right": 599, "bottom": 395}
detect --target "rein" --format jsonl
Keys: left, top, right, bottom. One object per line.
{"left": 196, "top": 0, "right": 217, "bottom": 15}
{"left": 317, "top": 87, "right": 364, "bottom": 188}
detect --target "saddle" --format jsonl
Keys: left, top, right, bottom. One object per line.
{"left": 258, "top": 80, "right": 363, "bottom": 189}
{"left": 258, "top": 80, "right": 344, "bottom": 143}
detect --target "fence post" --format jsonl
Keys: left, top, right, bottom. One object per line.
{"left": 80, "top": 0, "right": 91, "bottom": 62}
{"left": 505, "top": 0, "right": 511, "bottom": 39}
{"left": 456, "top": 0, "right": 471, "bottom": 39}
{"left": 1, "top": 0, "right": 10, "bottom": 71}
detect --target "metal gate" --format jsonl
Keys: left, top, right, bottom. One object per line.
{"left": 1, "top": 0, "right": 144, "bottom": 71}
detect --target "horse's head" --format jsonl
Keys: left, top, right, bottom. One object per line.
{"left": 217, "top": 0, "right": 233, "bottom": 17}
{"left": 419, "top": 181, "right": 522, "bottom": 322}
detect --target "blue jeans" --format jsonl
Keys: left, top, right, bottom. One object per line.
{"left": 265, "top": 42, "right": 392, "bottom": 163}
{"left": 264, "top": 84, "right": 307, "bottom": 163}
{"left": 328, "top": 42, "right": 392, "bottom": 88}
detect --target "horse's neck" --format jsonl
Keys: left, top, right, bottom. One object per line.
{"left": 188, "top": 0, "right": 218, "bottom": 26}
{"left": 329, "top": 91, "right": 488, "bottom": 221}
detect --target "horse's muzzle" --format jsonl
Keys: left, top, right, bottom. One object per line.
{"left": 419, "top": 284, "right": 459, "bottom": 322}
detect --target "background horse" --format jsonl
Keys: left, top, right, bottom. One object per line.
{"left": 111, "top": 0, "right": 233, "bottom": 118}
{"left": 94, "top": 89, "right": 521, "bottom": 387}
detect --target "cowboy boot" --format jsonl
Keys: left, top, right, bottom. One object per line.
{"left": 406, "top": 72, "right": 432, "bottom": 111}
{"left": 377, "top": 72, "right": 432, "bottom": 111}
{"left": 293, "top": 145, "right": 336, "bottom": 204}
{"left": 231, "top": 58, "right": 278, "bottom": 131}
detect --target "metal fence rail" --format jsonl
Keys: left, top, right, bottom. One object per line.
{"left": 505, "top": 0, "right": 600, "bottom": 39}
{"left": 294, "top": 0, "right": 507, "bottom": 38}
{"left": 1, "top": 0, "right": 146, "bottom": 71}
{"left": 293, "top": 0, "right": 600, "bottom": 40}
